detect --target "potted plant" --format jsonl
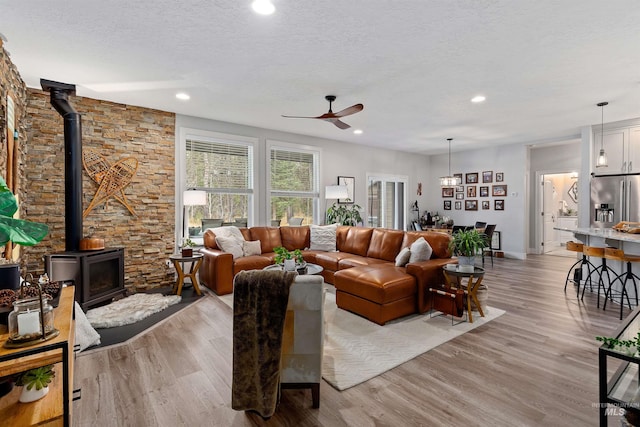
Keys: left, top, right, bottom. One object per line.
{"left": 273, "top": 247, "right": 304, "bottom": 271}
{"left": 0, "top": 176, "right": 49, "bottom": 291}
{"left": 15, "top": 364, "right": 55, "bottom": 403}
{"left": 326, "top": 202, "right": 363, "bottom": 226}
{"left": 181, "top": 238, "right": 196, "bottom": 257}
{"left": 448, "top": 229, "right": 487, "bottom": 272}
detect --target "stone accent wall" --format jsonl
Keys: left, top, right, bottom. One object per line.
{"left": 0, "top": 40, "right": 29, "bottom": 269}
{"left": 23, "top": 89, "right": 176, "bottom": 291}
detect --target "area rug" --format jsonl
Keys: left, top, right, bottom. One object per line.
{"left": 217, "top": 287, "right": 505, "bottom": 391}
{"left": 322, "top": 291, "right": 505, "bottom": 390}
{"left": 86, "top": 293, "right": 182, "bottom": 329}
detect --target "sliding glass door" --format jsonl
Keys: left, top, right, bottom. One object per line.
{"left": 367, "top": 174, "right": 407, "bottom": 230}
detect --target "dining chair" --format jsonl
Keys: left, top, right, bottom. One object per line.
{"left": 474, "top": 221, "right": 487, "bottom": 230}
{"left": 481, "top": 224, "right": 496, "bottom": 267}
{"left": 288, "top": 217, "right": 304, "bottom": 226}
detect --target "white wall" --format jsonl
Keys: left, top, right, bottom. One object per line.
{"left": 427, "top": 144, "right": 528, "bottom": 259}
{"left": 175, "top": 114, "right": 431, "bottom": 227}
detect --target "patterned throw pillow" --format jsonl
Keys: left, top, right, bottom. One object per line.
{"left": 309, "top": 224, "right": 338, "bottom": 251}
{"left": 409, "top": 237, "right": 433, "bottom": 263}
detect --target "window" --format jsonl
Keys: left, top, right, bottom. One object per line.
{"left": 268, "top": 142, "right": 320, "bottom": 226}
{"left": 185, "top": 136, "right": 254, "bottom": 237}
{"left": 367, "top": 174, "right": 407, "bottom": 230}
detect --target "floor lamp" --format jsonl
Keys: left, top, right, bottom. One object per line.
{"left": 325, "top": 185, "right": 349, "bottom": 224}
{"left": 183, "top": 189, "right": 207, "bottom": 244}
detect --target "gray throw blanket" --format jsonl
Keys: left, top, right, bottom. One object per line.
{"left": 231, "top": 269, "right": 297, "bottom": 418}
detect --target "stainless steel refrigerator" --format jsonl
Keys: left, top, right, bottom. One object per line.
{"left": 590, "top": 174, "right": 640, "bottom": 227}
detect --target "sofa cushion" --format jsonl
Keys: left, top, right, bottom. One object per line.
{"left": 309, "top": 224, "right": 338, "bottom": 251}
{"left": 409, "top": 237, "right": 433, "bottom": 263}
{"left": 243, "top": 240, "right": 262, "bottom": 256}
{"left": 314, "top": 251, "right": 357, "bottom": 272}
{"left": 233, "top": 256, "right": 273, "bottom": 274}
{"left": 280, "top": 226, "right": 310, "bottom": 251}
{"left": 250, "top": 227, "right": 283, "bottom": 254}
{"left": 366, "top": 228, "right": 404, "bottom": 262}
{"left": 395, "top": 247, "right": 411, "bottom": 267}
{"left": 216, "top": 235, "right": 244, "bottom": 259}
{"left": 402, "top": 231, "right": 452, "bottom": 259}
{"left": 334, "top": 266, "right": 417, "bottom": 304}
{"left": 338, "top": 256, "right": 391, "bottom": 270}
{"left": 336, "top": 226, "right": 373, "bottom": 256}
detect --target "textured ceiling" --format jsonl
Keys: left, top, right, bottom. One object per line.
{"left": 0, "top": 0, "right": 639, "bottom": 155}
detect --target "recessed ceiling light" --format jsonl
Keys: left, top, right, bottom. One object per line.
{"left": 471, "top": 95, "right": 486, "bottom": 103}
{"left": 353, "top": 129, "right": 363, "bottom": 135}
{"left": 176, "top": 92, "right": 190, "bottom": 101}
{"left": 252, "top": 0, "right": 275, "bottom": 15}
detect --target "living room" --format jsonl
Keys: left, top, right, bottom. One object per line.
{"left": 1, "top": 2, "right": 640, "bottom": 425}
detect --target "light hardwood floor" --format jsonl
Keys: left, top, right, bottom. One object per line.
{"left": 73, "top": 255, "right": 626, "bottom": 426}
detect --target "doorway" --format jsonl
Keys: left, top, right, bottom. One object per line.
{"left": 537, "top": 172, "right": 579, "bottom": 256}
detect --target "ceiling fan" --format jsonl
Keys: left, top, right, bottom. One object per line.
{"left": 282, "top": 95, "right": 364, "bottom": 129}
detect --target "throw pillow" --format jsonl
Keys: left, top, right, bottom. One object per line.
{"left": 395, "top": 247, "right": 411, "bottom": 267}
{"left": 409, "top": 237, "right": 433, "bottom": 263}
{"left": 216, "top": 235, "right": 244, "bottom": 259}
{"left": 74, "top": 302, "right": 101, "bottom": 352}
{"left": 210, "top": 225, "right": 244, "bottom": 242}
{"left": 243, "top": 240, "right": 262, "bottom": 256}
{"left": 309, "top": 224, "right": 338, "bottom": 252}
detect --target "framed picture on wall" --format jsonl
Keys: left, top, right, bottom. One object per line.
{"left": 496, "top": 172, "right": 504, "bottom": 182}
{"left": 456, "top": 192, "right": 464, "bottom": 200}
{"left": 444, "top": 200, "right": 451, "bottom": 210}
{"left": 480, "top": 186, "right": 489, "bottom": 197}
{"left": 455, "top": 185, "right": 464, "bottom": 193}
{"left": 454, "top": 173, "right": 463, "bottom": 182}
{"left": 492, "top": 185, "right": 507, "bottom": 197}
{"left": 491, "top": 231, "right": 501, "bottom": 250}
{"left": 442, "top": 187, "right": 454, "bottom": 198}
{"left": 467, "top": 186, "right": 476, "bottom": 197}
{"left": 465, "top": 200, "right": 478, "bottom": 211}
{"left": 465, "top": 172, "right": 479, "bottom": 184}
{"left": 337, "top": 176, "right": 355, "bottom": 204}
{"left": 482, "top": 171, "right": 493, "bottom": 183}
{"left": 495, "top": 199, "right": 505, "bottom": 210}
{"left": 482, "top": 200, "right": 490, "bottom": 210}
{"left": 455, "top": 201, "right": 462, "bottom": 210}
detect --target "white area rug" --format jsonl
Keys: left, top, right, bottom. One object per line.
{"left": 217, "top": 287, "right": 505, "bottom": 391}
{"left": 86, "top": 293, "right": 182, "bottom": 329}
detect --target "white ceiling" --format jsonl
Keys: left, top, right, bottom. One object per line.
{"left": 1, "top": 0, "right": 639, "bottom": 155}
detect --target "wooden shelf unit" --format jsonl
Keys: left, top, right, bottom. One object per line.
{"left": 0, "top": 286, "right": 76, "bottom": 426}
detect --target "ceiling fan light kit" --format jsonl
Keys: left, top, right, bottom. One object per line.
{"left": 282, "top": 95, "right": 364, "bottom": 130}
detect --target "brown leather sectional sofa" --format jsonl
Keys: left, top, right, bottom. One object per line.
{"left": 200, "top": 225, "right": 457, "bottom": 325}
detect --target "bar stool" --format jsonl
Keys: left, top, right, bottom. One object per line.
{"left": 603, "top": 248, "right": 640, "bottom": 320}
{"left": 581, "top": 246, "right": 617, "bottom": 308}
{"left": 564, "top": 241, "right": 597, "bottom": 298}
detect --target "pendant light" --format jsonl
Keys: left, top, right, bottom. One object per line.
{"left": 595, "top": 101, "right": 609, "bottom": 168}
{"left": 439, "top": 138, "right": 461, "bottom": 188}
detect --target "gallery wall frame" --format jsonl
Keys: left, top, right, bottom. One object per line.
{"left": 482, "top": 171, "right": 493, "bottom": 183}
{"left": 492, "top": 184, "right": 507, "bottom": 197}
{"left": 479, "top": 186, "right": 489, "bottom": 197}
{"left": 442, "top": 187, "right": 454, "bottom": 198}
{"left": 467, "top": 186, "right": 476, "bottom": 198}
{"left": 444, "top": 200, "right": 451, "bottom": 210}
{"left": 465, "top": 172, "right": 478, "bottom": 184}
{"left": 491, "top": 231, "right": 501, "bottom": 250}
{"left": 338, "top": 176, "right": 355, "bottom": 204}
{"left": 495, "top": 199, "right": 505, "bottom": 210}
{"left": 465, "top": 200, "right": 478, "bottom": 211}
{"left": 455, "top": 201, "right": 462, "bottom": 210}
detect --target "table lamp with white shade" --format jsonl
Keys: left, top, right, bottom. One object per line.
{"left": 183, "top": 189, "right": 207, "bottom": 243}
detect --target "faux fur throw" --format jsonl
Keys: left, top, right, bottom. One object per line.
{"left": 231, "top": 270, "right": 297, "bottom": 418}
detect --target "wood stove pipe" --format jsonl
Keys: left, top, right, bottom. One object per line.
{"left": 40, "top": 79, "right": 83, "bottom": 252}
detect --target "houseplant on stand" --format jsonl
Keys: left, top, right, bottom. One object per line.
{"left": 15, "top": 364, "right": 55, "bottom": 403}
{"left": 326, "top": 202, "right": 363, "bottom": 226}
{"left": 181, "top": 238, "right": 196, "bottom": 257}
{"left": 448, "top": 229, "right": 487, "bottom": 272}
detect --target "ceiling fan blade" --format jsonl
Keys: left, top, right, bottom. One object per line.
{"left": 333, "top": 104, "right": 364, "bottom": 118}
{"left": 281, "top": 114, "right": 324, "bottom": 119}
{"left": 331, "top": 119, "right": 351, "bottom": 130}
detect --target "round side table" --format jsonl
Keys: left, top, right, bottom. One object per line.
{"left": 442, "top": 265, "right": 486, "bottom": 323}
{"left": 169, "top": 253, "right": 204, "bottom": 296}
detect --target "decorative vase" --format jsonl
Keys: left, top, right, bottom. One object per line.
{"left": 283, "top": 259, "right": 296, "bottom": 271}
{"left": 19, "top": 385, "right": 49, "bottom": 403}
{"left": 457, "top": 256, "right": 476, "bottom": 272}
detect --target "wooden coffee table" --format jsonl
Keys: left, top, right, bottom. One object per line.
{"left": 442, "top": 265, "right": 485, "bottom": 323}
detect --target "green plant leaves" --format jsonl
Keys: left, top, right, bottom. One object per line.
{"left": 15, "top": 365, "right": 55, "bottom": 390}
{"left": 0, "top": 176, "right": 48, "bottom": 247}
{"left": 326, "top": 202, "right": 362, "bottom": 226}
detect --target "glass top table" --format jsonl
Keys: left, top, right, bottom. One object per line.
{"left": 263, "top": 262, "right": 323, "bottom": 275}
